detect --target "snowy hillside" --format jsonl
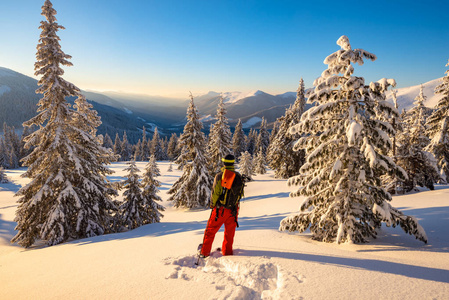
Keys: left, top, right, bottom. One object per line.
{"left": 1, "top": 163, "right": 448, "bottom": 299}
{"left": 386, "top": 77, "right": 443, "bottom": 110}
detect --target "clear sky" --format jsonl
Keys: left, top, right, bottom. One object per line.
{"left": 1, "top": 0, "right": 448, "bottom": 98}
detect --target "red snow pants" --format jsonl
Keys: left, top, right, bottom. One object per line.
{"left": 201, "top": 206, "right": 237, "bottom": 257}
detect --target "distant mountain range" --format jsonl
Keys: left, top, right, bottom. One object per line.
{"left": 0, "top": 66, "right": 444, "bottom": 142}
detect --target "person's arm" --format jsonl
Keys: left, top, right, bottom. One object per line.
{"left": 210, "top": 174, "right": 222, "bottom": 208}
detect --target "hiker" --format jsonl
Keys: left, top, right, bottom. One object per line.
{"left": 200, "top": 154, "right": 245, "bottom": 257}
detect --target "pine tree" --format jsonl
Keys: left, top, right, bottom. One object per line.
{"left": 103, "top": 133, "right": 114, "bottom": 150}
{"left": 269, "top": 121, "right": 279, "bottom": 146}
{"left": 12, "top": 0, "right": 117, "bottom": 247}
{"left": 120, "top": 131, "right": 132, "bottom": 161}
{"left": 113, "top": 133, "right": 122, "bottom": 160}
{"left": 232, "top": 119, "right": 246, "bottom": 161}
{"left": 279, "top": 36, "right": 427, "bottom": 244}
{"left": 238, "top": 151, "right": 254, "bottom": 181}
{"left": 0, "top": 166, "right": 8, "bottom": 183}
{"left": 139, "top": 126, "right": 150, "bottom": 161}
{"left": 268, "top": 78, "right": 306, "bottom": 179}
{"left": 253, "top": 147, "right": 267, "bottom": 175}
{"left": 255, "top": 117, "right": 270, "bottom": 156}
{"left": 168, "top": 94, "right": 213, "bottom": 208}
{"left": 396, "top": 85, "right": 439, "bottom": 191}
{"left": 0, "top": 139, "right": 6, "bottom": 168}
{"left": 133, "top": 139, "right": 141, "bottom": 161}
{"left": 141, "top": 155, "right": 165, "bottom": 223}
{"left": 2, "top": 123, "right": 20, "bottom": 168}
{"left": 208, "top": 97, "right": 232, "bottom": 174}
{"left": 425, "top": 59, "right": 449, "bottom": 182}
{"left": 167, "top": 133, "right": 179, "bottom": 161}
{"left": 150, "top": 127, "right": 167, "bottom": 161}
{"left": 246, "top": 128, "right": 256, "bottom": 155}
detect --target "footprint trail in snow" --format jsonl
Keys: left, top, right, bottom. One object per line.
{"left": 164, "top": 250, "right": 304, "bottom": 300}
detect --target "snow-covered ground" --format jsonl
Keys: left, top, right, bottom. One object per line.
{"left": 1, "top": 162, "right": 448, "bottom": 299}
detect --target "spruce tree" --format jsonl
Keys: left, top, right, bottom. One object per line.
{"left": 121, "top": 131, "right": 132, "bottom": 161}
{"left": 0, "top": 166, "right": 8, "bottom": 183}
{"left": 255, "top": 117, "right": 270, "bottom": 156}
{"left": 232, "top": 119, "right": 246, "bottom": 161}
{"left": 103, "top": 133, "right": 114, "bottom": 150}
{"left": 268, "top": 78, "right": 306, "bottom": 179}
{"left": 396, "top": 85, "right": 439, "bottom": 191}
{"left": 279, "top": 36, "right": 427, "bottom": 244}
{"left": 246, "top": 128, "right": 256, "bottom": 155}
{"left": 426, "top": 59, "right": 449, "bottom": 182}
{"left": 167, "top": 133, "right": 179, "bottom": 161}
{"left": 12, "top": 0, "right": 117, "bottom": 247}
{"left": 239, "top": 151, "right": 254, "bottom": 181}
{"left": 141, "top": 155, "right": 165, "bottom": 223}
{"left": 118, "top": 161, "right": 146, "bottom": 230}
{"left": 150, "top": 127, "right": 167, "bottom": 161}
{"left": 168, "top": 94, "right": 213, "bottom": 208}
{"left": 208, "top": 97, "right": 232, "bottom": 174}
{"left": 253, "top": 147, "right": 267, "bottom": 175}
{"left": 0, "top": 139, "right": 6, "bottom": 168}
{"left": 113, "top": 133, "right": 122, "bottom": 160}
{"left": 139, "top": 126, "right": 150, "bottom": 161}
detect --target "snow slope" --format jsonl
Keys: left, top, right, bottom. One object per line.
{"left": 1, "top": 163, "right": 448, "bottom": 299}
{"left": 386, "top": 77, "right": 444, "bottom": 110}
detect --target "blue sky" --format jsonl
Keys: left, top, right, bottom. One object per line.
{"left": 1, "top": 0, "right": 448, "bottom": 98}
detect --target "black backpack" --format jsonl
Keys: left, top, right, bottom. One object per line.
{"left": 217, "top": 170, "right": 244, "bottom": 212}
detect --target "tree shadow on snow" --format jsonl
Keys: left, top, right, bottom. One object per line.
{"left": 241, "top": 192, "right": 290, "bottom": 203}
{"left": 71, "top": 220, "right": 209, "bottom": 247}
{"left": 237, "top": 249, "right": 449, "bottom": 284}
{"left": 0, "top": 181, "right": 22, "bottom": 193}
{"left": 0, "top": 214, "right": 18, "bottom": 247}
{"left": 70, "top": 212, "right": 288, "bottom": 247}
{"left": 359, "top": 205, "right": 449, "bottom": 254}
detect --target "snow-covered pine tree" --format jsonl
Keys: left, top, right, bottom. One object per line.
{"left": 396, "top": 85, "right": 439, "bottom": 191}
{"left": 12, "top": 0, "right": 117, "bottom": 247}
{"left": 425, "top": 59, "right": 449, "bottom": 183}
{"left": 268, "top": 78, "right": 306, "bottom": 179}
{"left": 207, "top": 97, "right": 232, "bottom": 174}
{"left": 246, "top": 128, "right": 256, "bottom": 155}
{"left": 150, "top": 127, "right": 167, "bottom": 161}
{"left": 2, "top": 123, "right": 20, "bottom": 168}
{"left": 113, "top": 133, "right": 122, "bottom": 160}
{"left": 141, "top": 155, "right": 165, "bottom": 223}
{"left": 138, "top": 126, "right": 150, "bottom": 161}
{"left": 0, "top": 166, "right": 8, "bottom": 183}
{"left": 255, "top": 117, "right": 270, "bottom": 156}
{"left": 167, "top": 133, "right": 179, "bottom": 161}
{"left": 120, "top": 131, "right": 132, "bottom": 161}
{"left": 269, "top": 121, "right": 279, "bottom": 146}
{"left": 103, "top": 133, "right": 114, "bottom": 150}
{"left": 0, "top": 139, "right": 6, "bottom": 168}
{"left": 119, "top": 161, "right": 151, "bottom": 230}
{"left": 71, "top": 93, "right": 118, "bottom": 237}
{"left": 133, "top": 139, "right": 141, "bottom": 161}
{"left": 167, "top": 162, "right": 173, "bottom": 172}
{"left": 253, "top": 147, "right": 267, "bottom": 175}
{"left": 168, "top": 94, "right": 213, "bottom": 208}
{"left": 232, "top": 119, "right": 246, "bottom": 161}
{"left": 238, "top": 151, "right": 254, "bottom": 181}
{"left": 279, "top": 36, "right": 427, "bottom": 244}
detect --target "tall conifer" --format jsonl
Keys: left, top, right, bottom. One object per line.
{"left": 426, "top": 60, "right": 449, "bottom": 182}
{"left": 280, "top": 36, "right": 427, "bottom": 244}
{"left": 208, "top": 97, "right": 232, "bottom": 174}
{"left": 168, "top": 94, "right": 212, "bottom": 208}
{"left": 12, "top": 0, "right": 117, "bottom": 247}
